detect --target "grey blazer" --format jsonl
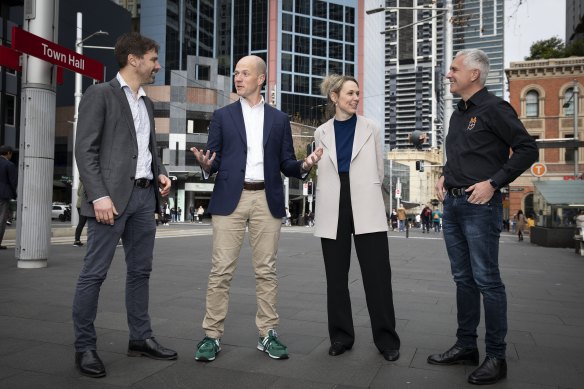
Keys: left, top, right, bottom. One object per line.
{"left": 75, "top": 78, "right": 167, "bottom": 218}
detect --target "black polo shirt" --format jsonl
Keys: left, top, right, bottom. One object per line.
{"left": 443, "top": 88, "right": 539, "bottom": 189}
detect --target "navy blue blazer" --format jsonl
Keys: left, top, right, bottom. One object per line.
{"left": 206, "top": 100, "right": 303, "bottom": 218}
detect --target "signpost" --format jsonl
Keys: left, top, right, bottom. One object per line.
{"left": 530, "top": 162, "right": 547, "bottom": 177}
{"left": 11, "top": 27, "right": 104, "bottom": 81}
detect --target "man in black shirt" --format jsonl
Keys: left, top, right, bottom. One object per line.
{"left": 428, "top": 49, "right": 538, "bottom": 385}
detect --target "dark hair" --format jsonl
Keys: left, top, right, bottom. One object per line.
{"left": 114, "top": 32, "right": 159, "bottom": 68}
{"left": 0, "top": 145, "right": 13, "bottom": 156}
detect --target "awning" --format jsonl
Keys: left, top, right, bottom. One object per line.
{"left": 400, "top": 200, "right": 422, "bottom": 209}
{"left": 534, "top": 180, "right": 584, "bottom": 206}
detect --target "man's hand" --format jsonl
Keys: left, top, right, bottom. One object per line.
{"left": 158, "top": 174, "right": 172, "bottom": 197}
{"left": 93, "top": 197, "right": 118, "bottom": 225}
{"left": 466, "top": 180, "right": 496, "bottom": 204}
{"left": 435, "top": 175, "right": 446, "bottom": 202}
{"left": 190, "top": 147, "right": 216, "bottom": 173}
{"left": 302, "top": 147, "right": 324, "bottom": 171}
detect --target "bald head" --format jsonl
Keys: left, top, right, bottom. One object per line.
{"left": 234, "top": 55, "right": 267, "bottom": 105}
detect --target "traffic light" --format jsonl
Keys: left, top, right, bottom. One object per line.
{"left": 415, "top": 160, "right": 424, "bottom": 172}
{"left": 307, "top": 181, "right": 313, "bottom": 195}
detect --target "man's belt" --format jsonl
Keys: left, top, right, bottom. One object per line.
{"left": 446, "top": 187, "right": 468, "bottom": 197}
{"left": 134, "top": 178, "right": 152, "bottom": 188}
{"left": 243, "top": 181, "right": 265, "bottom": 191}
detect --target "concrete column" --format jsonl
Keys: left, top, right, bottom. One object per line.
{"left": 16, "top": 0, "right": 59, "bottom": 268}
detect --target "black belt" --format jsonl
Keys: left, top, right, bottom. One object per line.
{"left": 134, "top": 178, "right": 152, "bottom": 188}
{"left": 446, "top": 187, "right": 469, "bottom": 197}
{"left": 243, "top": 181, "right": 265, "bottom": 191}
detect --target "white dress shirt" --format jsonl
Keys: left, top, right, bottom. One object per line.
{"left": 117, "top": 72, "right": 153, "bottom": 180}
{"left": 240, "top": 96, "right": 265, "bottom": 182}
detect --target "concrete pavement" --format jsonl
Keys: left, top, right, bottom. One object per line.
{"left": 0, "top": 224, "right": 583, "bottom": 388}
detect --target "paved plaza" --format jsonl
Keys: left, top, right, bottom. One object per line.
{"left": 0, "top": 223, "right": 583, "bottom": 388}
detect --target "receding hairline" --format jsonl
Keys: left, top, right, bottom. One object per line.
{"left": 237, "top": 55, "right": 266, "bottom": 76}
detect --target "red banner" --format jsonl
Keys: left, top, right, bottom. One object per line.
{"left": 0, "top": 45, "right": 21, "bottom": 71}
{"left": 11, "top": 27, "right": 103, "bottom": 81}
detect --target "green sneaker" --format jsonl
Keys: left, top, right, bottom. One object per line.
{"left": 195, "top": 336, "right": 221, "bottom": 361}
{"left": 257, "top": 329, "right": 289, "bottom": 359}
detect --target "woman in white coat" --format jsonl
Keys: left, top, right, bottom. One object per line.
{"left": 314, "top": 74, "right": 400, "bottom": 361}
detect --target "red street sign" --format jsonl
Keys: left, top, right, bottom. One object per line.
{"left": 11, "top": 27, "right": 103, "bottom": 81}
{"left": 0, "top": 45, "right": 21, "bottom": 71}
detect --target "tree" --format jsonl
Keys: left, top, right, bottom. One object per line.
{"left": 565, "top": 38, "right": 584, "bottom": 57}
{"left": 525, "top": 37, "right": 566, "bottom": 60}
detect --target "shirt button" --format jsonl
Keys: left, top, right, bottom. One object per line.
{"left": 132, "top": 155, "right": 137, "bottom": 159}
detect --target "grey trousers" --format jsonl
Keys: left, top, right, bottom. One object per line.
{"left": 72, "top": 185, "right": 157, "bottom": 352}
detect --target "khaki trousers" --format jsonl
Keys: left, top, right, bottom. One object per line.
{"left": 202, "top": 189, "right": 282, "bottom": 338}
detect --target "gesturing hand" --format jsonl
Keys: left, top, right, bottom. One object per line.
{"left": 302, "top": 146, "right": 324, "bottom": 171}
{"left": 190, "top": 147, "right": 216, "bottom": 172}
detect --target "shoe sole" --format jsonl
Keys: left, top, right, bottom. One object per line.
{"left": 468, "top": 374, "right": 506, "bottom": 385}
{"left": 195, "top": 346, "right": 221, "bottom": 362}
{"left": 256, "top": 344, "right": 289, "bottom": 359}
{"left": 127, "top": 350, "right": 178, "bottom": 360}
{"left": 76, "top": 366, "right": 106, "bottom": 378}
{"left": 427, "top": 358, "right": 479, "bottom": 366}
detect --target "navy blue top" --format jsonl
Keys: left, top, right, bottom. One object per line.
{"left": 334, "top": 114, "right": 356, "bottom": 173}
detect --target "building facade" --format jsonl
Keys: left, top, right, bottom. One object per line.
{"left": 506, "top": 57, "right": 584, "bottom": 221}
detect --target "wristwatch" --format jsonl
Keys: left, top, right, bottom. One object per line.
{"left": 488, "top": 178, "right": 498, "bottom": 189}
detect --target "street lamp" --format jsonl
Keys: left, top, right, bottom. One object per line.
{"left": 71, "top": 12, "right": 112, "bottom": 226}
{"left": 562, "top": 80, "right": 580, "bottom": 178}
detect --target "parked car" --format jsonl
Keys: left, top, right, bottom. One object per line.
{"left": 52, "top": 204, "right": 71, "bottom": 221}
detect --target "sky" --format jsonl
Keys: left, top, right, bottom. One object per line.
{"left": 504, "top": 0, "right": 567, "bottom": 67}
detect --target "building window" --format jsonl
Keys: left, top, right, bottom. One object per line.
{"left": 4, "top": 94, "right": 16, "bottom": 126}
{"left": 564, "top": 88, "right": 575, "bottom": 116}
{"left": 525, "top": 90, "right": 539, "bottom": 117}
{"left": 565, "top": 134, "right": 574, "bottom": 162}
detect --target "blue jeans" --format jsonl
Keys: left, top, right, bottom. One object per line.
{"left": 442, "top": 191, "right": 507, "bottom": 359}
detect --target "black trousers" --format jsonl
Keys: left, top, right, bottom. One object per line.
{"left": 321, "top": 173, "right": 400, "bottom": 353}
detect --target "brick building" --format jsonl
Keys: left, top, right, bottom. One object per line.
{"left": 506, "top": 57, "right": 584, "bottom": 220}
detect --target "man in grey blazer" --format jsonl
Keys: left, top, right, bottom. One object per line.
{"left": 72, "top": 32, "right": 176, "bottom": 378}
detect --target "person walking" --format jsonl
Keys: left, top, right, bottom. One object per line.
{"left": 73, "top": 182, "right": 88, "bottom": 247}
{"left": 190, "top": 55, "right": 322, "bottom": 362}
{"left": 432, "top": 208, "right": 442, "bottom": 233}
{"left": 430, "top": 49, "right": 538, "bottom": 385}
{"left": 396, "top": 205, "right": 406, "bottom": 232}
{"left": 313, "top": 74, "right": 400, "bottom": 362}
{"left": 515, "top": 210, "right": 526, "bottom": 241}
{"left": 421, "top": 206, "right": 432, "bottom": 233}
{"left": 72, "top": 32, "right": 177, "bottom": 379}
{"left": 0, "top": 145, "right": 17, "bottom": 250}
{"left": 196, "top": 205, "right": 204, "bottom": 223}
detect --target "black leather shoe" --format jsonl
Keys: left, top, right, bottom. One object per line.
{"left": 75, "top": 350, "right": 106, "bottom": 378}
{"left": 427, "top": 345, "right": 479, "bottom": 366}
{"left": 128, "top": 337, "right": 178, "bottom": 360}
{"left": 328, "top": 342, "right": 350, "bottom": 356}
{"left": 382, "top": 349, "right": 400, "bottom": 361}
{"left": 468, "top": 356, "right": 507, "bottom": 385}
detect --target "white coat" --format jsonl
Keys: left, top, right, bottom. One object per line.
{"left": 313, "top": 115, "right": 388, "bottom": 239}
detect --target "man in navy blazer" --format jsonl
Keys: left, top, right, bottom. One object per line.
{"left": 191, "top": 55, "right": 322, "bottom": 362}
{"left": 0, "top": 145, "right": 17, "bottom": 249}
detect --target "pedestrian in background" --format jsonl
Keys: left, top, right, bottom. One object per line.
{"left": 396, "top": 205, "right": 406, "bottom": 232}
{"left": 190, "top": 55, "right": 322, "bottom": 362}
{"left": 432, "top": 208, "right": 442, "bottom": 233}
{"left": 313, "top": 74, "right": 400, "bottom": 362}
{"left": 515, "top": 210, "right": 526, "bottom": 241}
{"left": 73, "top": 182, "right": 88, "bottom": 247}
{"left": 431, "top": 49, "right": 538, "bottom": 385}
{"left": 0, "top": 145, "right": 17, "bottom": 250}
{"left": 72, "top": 32, "right": 177, "bottom": 379}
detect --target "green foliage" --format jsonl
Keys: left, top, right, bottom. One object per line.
{"left": 525, "top": 36, "right": 566, "bottom": 60}
{"left": 565, "top": 38, "right": 584, "bottom": 57}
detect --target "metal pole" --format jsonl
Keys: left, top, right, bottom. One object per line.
{"left": 71, "top": 12, "right": 82, "bottom": 227}
{"left": 574, "top": 81, "right": 579, "bottom": 178}
{"left": 16, "top": 0, "right": 59, "bottom": 268}
{"left": 443, "top": 0, "right": 453, "bottom": 164}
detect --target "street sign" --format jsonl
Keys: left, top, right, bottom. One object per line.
{"left": 11, "top": 27, "right": 104, "bottom": 81}
{"left": 0, "top": 45, "right": 21, "bottom": 71}
{"left": 530, "top": 162, "right": 547, "bottom": 177}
